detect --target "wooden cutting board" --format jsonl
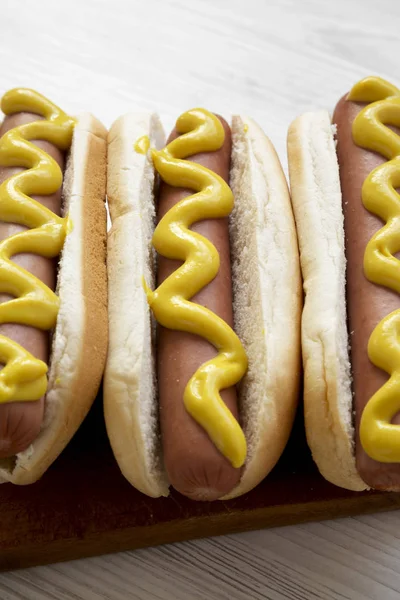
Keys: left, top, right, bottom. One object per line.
{"left": 1, "top": 391, "right": 399, "bottom": 572}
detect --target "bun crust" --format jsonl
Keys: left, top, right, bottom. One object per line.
{"left": 223, "top": 116, "right": 302, "bottom": 498}
{"left": 104, "top": 113, "right": 168, "bottom": 498}
{"left": 0, "top": 113, "right": 108, "bottom": 484}
{"left": 287, "top": 111, "right": 367, "bottom": 492}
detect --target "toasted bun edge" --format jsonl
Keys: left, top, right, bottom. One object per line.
{"left": 287, "top": 110, "right": 367, "bottom": 492}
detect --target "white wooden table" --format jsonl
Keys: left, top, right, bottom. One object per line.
{"left": 1, "top": 0, "right": 400, "bottom": 597}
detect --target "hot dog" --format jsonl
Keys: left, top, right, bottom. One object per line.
{"left": 287, "top": 75, "right": 400, "bottom": 491}
{"left": 0, "top": 112, "right": 64, "bottom": 458}
{"left": 105, "top": 110, "right": 302, "bottom": 500}
{"left": 157, "top": 118, "right": 241, "bottom": 500}
{"left": 0, "top": 88, "right": 108, "bottom": 484}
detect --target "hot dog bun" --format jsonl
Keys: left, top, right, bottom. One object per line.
{"left": 288, "top": 76, "right": 400, "bottom": 493}
{"left": 104, "top": 112, "right": 302, "bottom": 499}
{"left": 287, "top": 111, "right": 367, "bottom": 491}
{"left": 0, "top": 113, "right": 108, "bottom": 484}
{"left": 105, "top": 113, "right": 168, "bottom": 497}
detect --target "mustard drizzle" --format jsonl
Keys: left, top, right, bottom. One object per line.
{"left": 348, "top": 77, "right": 400, "bottom": 461}
{"left": 134, "top": 135, "right": 150, "bottom": 155}
{"left": 0, "top": 88, "right": 74, "bottom": 404}
{"left": 145, "top": 108, "right": 248, "bottom": 468}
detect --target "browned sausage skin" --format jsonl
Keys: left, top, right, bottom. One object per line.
{"left": 333, "top": 96, "right": 400, "bottom": 489}
{"left": 156, "top": 116, "right": 242, "bottom": 501}
{"left": 0, "top": 112, "right": 64, "bottom": 459}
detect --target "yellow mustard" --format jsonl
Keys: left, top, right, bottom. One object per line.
{"left": 134, "top": 135, "right": 150, "bottom": 155}
{"left": 145, "top": 108, "right": 248, "bottom": 468}
{"left": 0, "top": 88, "right": 74, "bottom": 404}
{"left": 348, "top": 77, "right": 400, "bottom": 461}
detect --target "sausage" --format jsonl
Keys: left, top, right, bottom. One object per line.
{"left": 0, "top": 112, "right": 65, "bottom": 459}
{"left": 156, "top": 116, "right": 242, "bottom": 501}
{"left": 333, "top": 96, "right": 400, "bottom": 489}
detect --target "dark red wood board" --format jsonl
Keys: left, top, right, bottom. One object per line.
{"left": 1, "top": 390, "right": 399, "bottom": 572}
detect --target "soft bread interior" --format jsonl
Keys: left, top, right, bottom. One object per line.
{"left": 104, "top": 113, "right": 168, "bottom": 498}
{"left": 0, "top": 113, "right": 108, "bottom": 484}
{"left": 223, "top": 116, "right": 302, "bottom": 499}
{"left": 287, "top": 111, "right": 367, "bottom": 491}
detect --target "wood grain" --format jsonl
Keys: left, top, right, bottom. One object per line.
{"left": 1, "top": 395, "right": 400, "bottom": 574}
{"left": 1, "top": 0, "right": 400, "bottom": 597}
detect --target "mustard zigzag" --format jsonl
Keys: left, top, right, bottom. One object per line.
{"left": 349, "top": 77, "right": 400, "bottom": 461}
{"left": 0, "top": 89, "right": 74, "bottom": 404}
{"left": 145, "top": 108, "right": 247, "bottom": 467}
